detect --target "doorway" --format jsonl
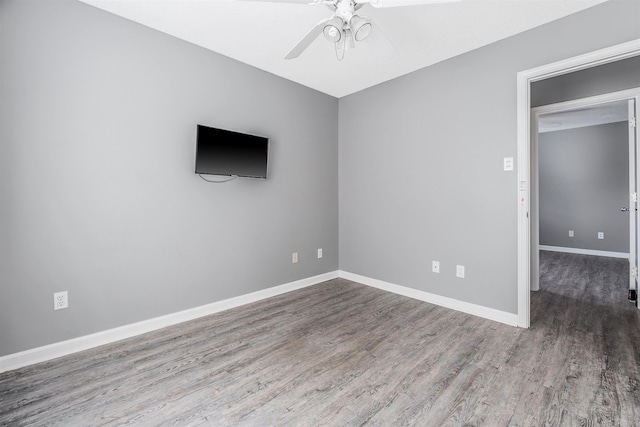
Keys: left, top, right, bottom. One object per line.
{"left": 516, "top": 39, "right": 640, "bottom": 328}
{"left": 531, "top": 96, "right": 638, "bottom": 294}
{"left": 530, "top": 97, "right": 638, "bottom": 329}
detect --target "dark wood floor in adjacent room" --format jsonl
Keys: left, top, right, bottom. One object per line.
{"left": 1, "top": 251, "right": 639, "bottom": 426}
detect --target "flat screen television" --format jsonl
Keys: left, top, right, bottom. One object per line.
{"left": 195, "top": 124, "right": 269, "bottom": 179}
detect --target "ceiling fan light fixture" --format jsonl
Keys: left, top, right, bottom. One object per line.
{"left": 323, "top": 17, "right": 344, "bottom": 43}
{"left": 350, "top": 15, "right": 372, "bottom": 41}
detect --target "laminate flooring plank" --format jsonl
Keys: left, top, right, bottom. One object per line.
{"left": 416, "top": 363, "right": 494, "bottom": 426}
{"left": 476, "top": 365, "right": 531, "bottom": 426}
{"left": 280, "top": 300, "right": 464, "bottom": 425}
{"left": 469, "top": 322, "right": 521, "bottom": 370}
{"left": 132, "top": 284, "right": 408, "bottom": 419}
{"left": 304, "top": 327, "right": 455, "bottom": 424}
{"left": 374, "top": 335, "right": 486, "bottom": 425}
{"left": 503, "top": 378, "right": 549, "bottom": 427}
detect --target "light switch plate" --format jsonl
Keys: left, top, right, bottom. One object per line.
{"left": 432, "top": 261, "right": 440, "bottom": 273}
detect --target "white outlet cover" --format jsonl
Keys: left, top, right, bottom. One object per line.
{"left": 569, "top": 230, "right": 574, "bottom": 237}
{"left": 503, "top": 157, "right": 514, "bottom": 171}
{"left": 54, "top": 291, "right": 68, "bottom": 310}
{"left": 317, "top": 248, "right": 323, "bottom": 259}
{"left": 598, "top": 232, "right": 604, "bottom": 239}
{"left": 456, "top": 265, "right": 465, "bottom": 278}
{"left": 292, "top": 252, "right": 298, "bottom": 263}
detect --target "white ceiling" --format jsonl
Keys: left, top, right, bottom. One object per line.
{"left": 79, "top": 0, "right": 608, "bottom": 98}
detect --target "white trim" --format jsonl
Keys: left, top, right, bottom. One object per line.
{"left": 517, "top": 38, "right": 640, "bottom": 329}
{"left": 530, "top": 110, "right": 540, "bottom": 292}
{"left": 520, "top": 39, "right": 640, "bottom": 85}
{"left": 539, "top": 245, "right": 629, "bottom": 259}
{"left": 531, "top": 88, "right": 640, "bottom": 116}
{"left": 339, "top": 271, "right": 519, "bottom": 327}
{"left": 0, "top": 271, "right": 339, "bottom": 373}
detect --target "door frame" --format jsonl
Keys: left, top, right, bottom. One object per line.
{"left": 516, "top": 39, "right": 640, "bottom": 328}
{"left": 628, "top": 98, "right": 639, "bottom": 297}
{"left": 530, "top": 92, "right": 640, "bottom": 293}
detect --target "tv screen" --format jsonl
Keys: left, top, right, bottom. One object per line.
{"left": 195, "top": 125, "right": 269, "bottom": 179}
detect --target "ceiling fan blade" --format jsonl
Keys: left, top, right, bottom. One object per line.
{"left": 237, "top": 0, "right": 324, "bottom": 4}
{"left": 285, "top": 18, "right": 331, "bottom": 59}
{"left": 366, "top": 17, "right": 396, "bottom": 56}
{"left": 362, "top": 0, "right": 460, "bottom": 8}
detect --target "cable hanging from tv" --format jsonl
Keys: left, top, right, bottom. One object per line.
{"left": 198, "top": 174, "right": 237, "bottom": 183}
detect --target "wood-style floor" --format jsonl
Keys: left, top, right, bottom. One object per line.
{"left": 1, "top": 251, "right": 639, "bottom": 426}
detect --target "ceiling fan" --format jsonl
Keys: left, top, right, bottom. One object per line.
{"left": 243, "top": 0, "right": 461, "bottom": 60}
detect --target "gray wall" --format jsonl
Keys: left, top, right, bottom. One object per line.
{"left": 531, "top": 55, "right": 640, "bottom": 107}
{"left": 0, "top": 0, "right": 339, "bottom": 356}
{"left": 338, "top": 0, "right": 640, "bottom": 314}
{"left": 539, "top": 123, "right": 629, "bottom": 252}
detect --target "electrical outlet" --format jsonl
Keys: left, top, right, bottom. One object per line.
{"left": 503, "top": 157, "right": 514, "bottom": 171}
{"left": 317, "top": 248, "right": 323, "bottom": 259}
{"left": 456, "top": 265, "right": 465, "bottom": 279}
{"left": 598, "top": 232, "right": 604, "bottom": 240}
{"left": 54, "top": 291, "right": 68, "bottom": 310}
{"left": 432, "top": 261, "right": 440, "bottom": 273}
{"left": 292, "top": 252, "right": 298, "bottom": 264}
{"left": 569, "top": 230, "right": 574, "bottom": 237}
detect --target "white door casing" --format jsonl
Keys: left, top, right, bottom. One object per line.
{"left": 628, "top": 99, "right": 639, "bottom": 297}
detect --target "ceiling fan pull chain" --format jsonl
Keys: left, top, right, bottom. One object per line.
{"left": 335, "top": 39, "right": 345, "bottom": 61}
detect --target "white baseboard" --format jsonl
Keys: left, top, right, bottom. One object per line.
{"left": 1, "top": 269, "right": 521, "bottom": 373}
{"left": 0, "top": 271, "right": 339, "bottom": 373}
{"left": 539, "top": 245, "right": 629, "bottom": 259}
{"left": 338, "top": 271, "right": 519, "bottom": 327}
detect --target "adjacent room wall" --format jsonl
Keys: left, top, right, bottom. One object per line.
{"left": 538, "top": 122, "right": 629, "bottom": 253}
{"left": 531, "top": 55, "right": 640, "bottom": 108}
{"left": 0, "top": 0, "right": 339, "bottom": 356}
{"left": 338, "top": 0, "right": 640, "bottom": 314}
